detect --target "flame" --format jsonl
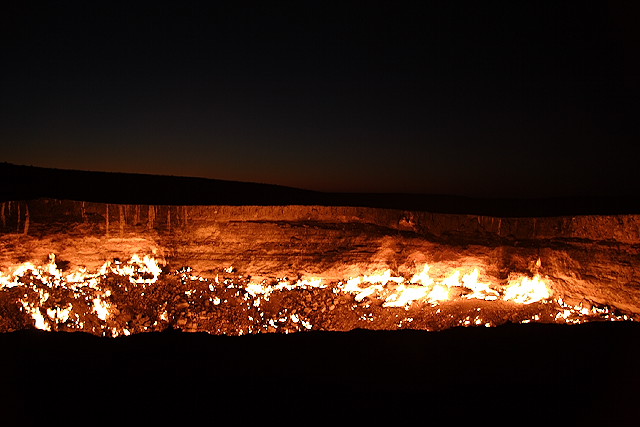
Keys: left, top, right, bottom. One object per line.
{"left": 92, "top": 296, "right": 110, "bottom": 321}
{"left": 460, "top": 269, "right": 499, "bottom": 301}
{"left": 46, "top": 305, "right": 72, "bottom": 323}
{"left": 107, "top": 254, "right": 163, "bottom": 284}
{"left": 383, "top": 284, "right": 430, "bottom": 307}
{"left": 410, "top": 264, "right": 434, "bottom": 286}
{"left": 427, "top": 283, "right": 449, "bottom": 302}
{"left": 364, "top": 270, "right": 404, "bottom": 285}
{"left": 343, "top": 277, "right": 383, "bottom": 302}
{"left": 20, "top": 300, "right": 50, "bottom": 331}
{"left": 442, "top": 271, "right": 461, "bottom": 287}
{"left": 245, "top": 277, "right": 326, "bottom": 299}
{"left": 504, "top": 275, "right": 551, "bottom": 304}
{"left": 343, "top": 265, "right": 505, "bottom": 305}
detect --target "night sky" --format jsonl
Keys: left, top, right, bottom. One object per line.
{"left": 1, "top": 2, "right": 638, "bottom": 198}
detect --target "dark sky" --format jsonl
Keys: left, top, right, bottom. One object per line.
{"left": 1, "top": 2, "right": 638, "bottom": 197}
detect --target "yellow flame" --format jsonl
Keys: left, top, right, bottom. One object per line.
{"left": 21, "top": 301, "right": 50, "bottom": 331}
{"left": 46, "top": 304, "right": 72, "bottom": 323}
{"left": 442, "top": 271, "right": 461, "bottom": 287}
{"left": 460, "top": 269, "right": 499, "bottom": 300}
{"left": 504, "top": 275, "right": 551, "bottom": 304}
{"left": 364, "top": 270, "right": 404, "bottom": 286}
{"left": 92, "top": 297, "right": 110, "bottom": 321}
{"left": 383, "top": 284, "right": 429, "bottom": 307}
{"left": 108, "top": 254, "right": 163, "bottom": 284}
{"left": 410, "top": 264, "right": 434, "bottom": 286}
{"left": 427, "top": 284, "right": 450, "bottom": 302}
{"left": 245, "top": 277, "right": 326, "bottom": 299}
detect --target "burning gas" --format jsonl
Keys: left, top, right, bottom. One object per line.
{"left": 0, "top": 253, "right": 633, "bottom": 336}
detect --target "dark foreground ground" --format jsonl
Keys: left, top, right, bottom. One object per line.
{"left": 1, "top": 322, "right": 638, "bottom": 426}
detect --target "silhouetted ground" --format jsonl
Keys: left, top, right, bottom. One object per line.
{"left": 1, "top": 323, "right": 638, "bottom": 425}
{"left": 3, "top": 162, "right": 640, "bottom": 217}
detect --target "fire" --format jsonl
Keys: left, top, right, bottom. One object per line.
{"left": 343, "top": 276, "right": 384, "bottom": 302}
{"left": 427, "top": 284, "right": 449, "bottom": 302}
{"left": 343, "top": 265, "right": 504, "bottom": 306}
{"left": 244, "top": 276, "right": 326, "bottom": 299}
{"left": 410, "top": 264, "right": 434, "bottom": 286}
{"left": 383, "top": 284, "right": 430, "bottom": 307}
{"left": 106, "top": 254, "right": 163, "bottom": 284}
{"left": 460, "top": 269, "right": 499, "bottom": 301}
{"left": 0, "top": 253, "right": 634, "bottom": 335}
{"left": 20, "top": 300, "right": 50, "bottom": 331}
{"left": 46, "top": 305, "right": 72, "bottom": 323}
{"left": 504, "top": 275, "right": 551, "bottom": 304}
{"left": 92, "top": 295, "right": 111, "bottom": 321}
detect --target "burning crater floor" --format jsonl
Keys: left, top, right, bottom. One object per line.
{"left": 0, "top": 254, "right": 633, "bottom": 336}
